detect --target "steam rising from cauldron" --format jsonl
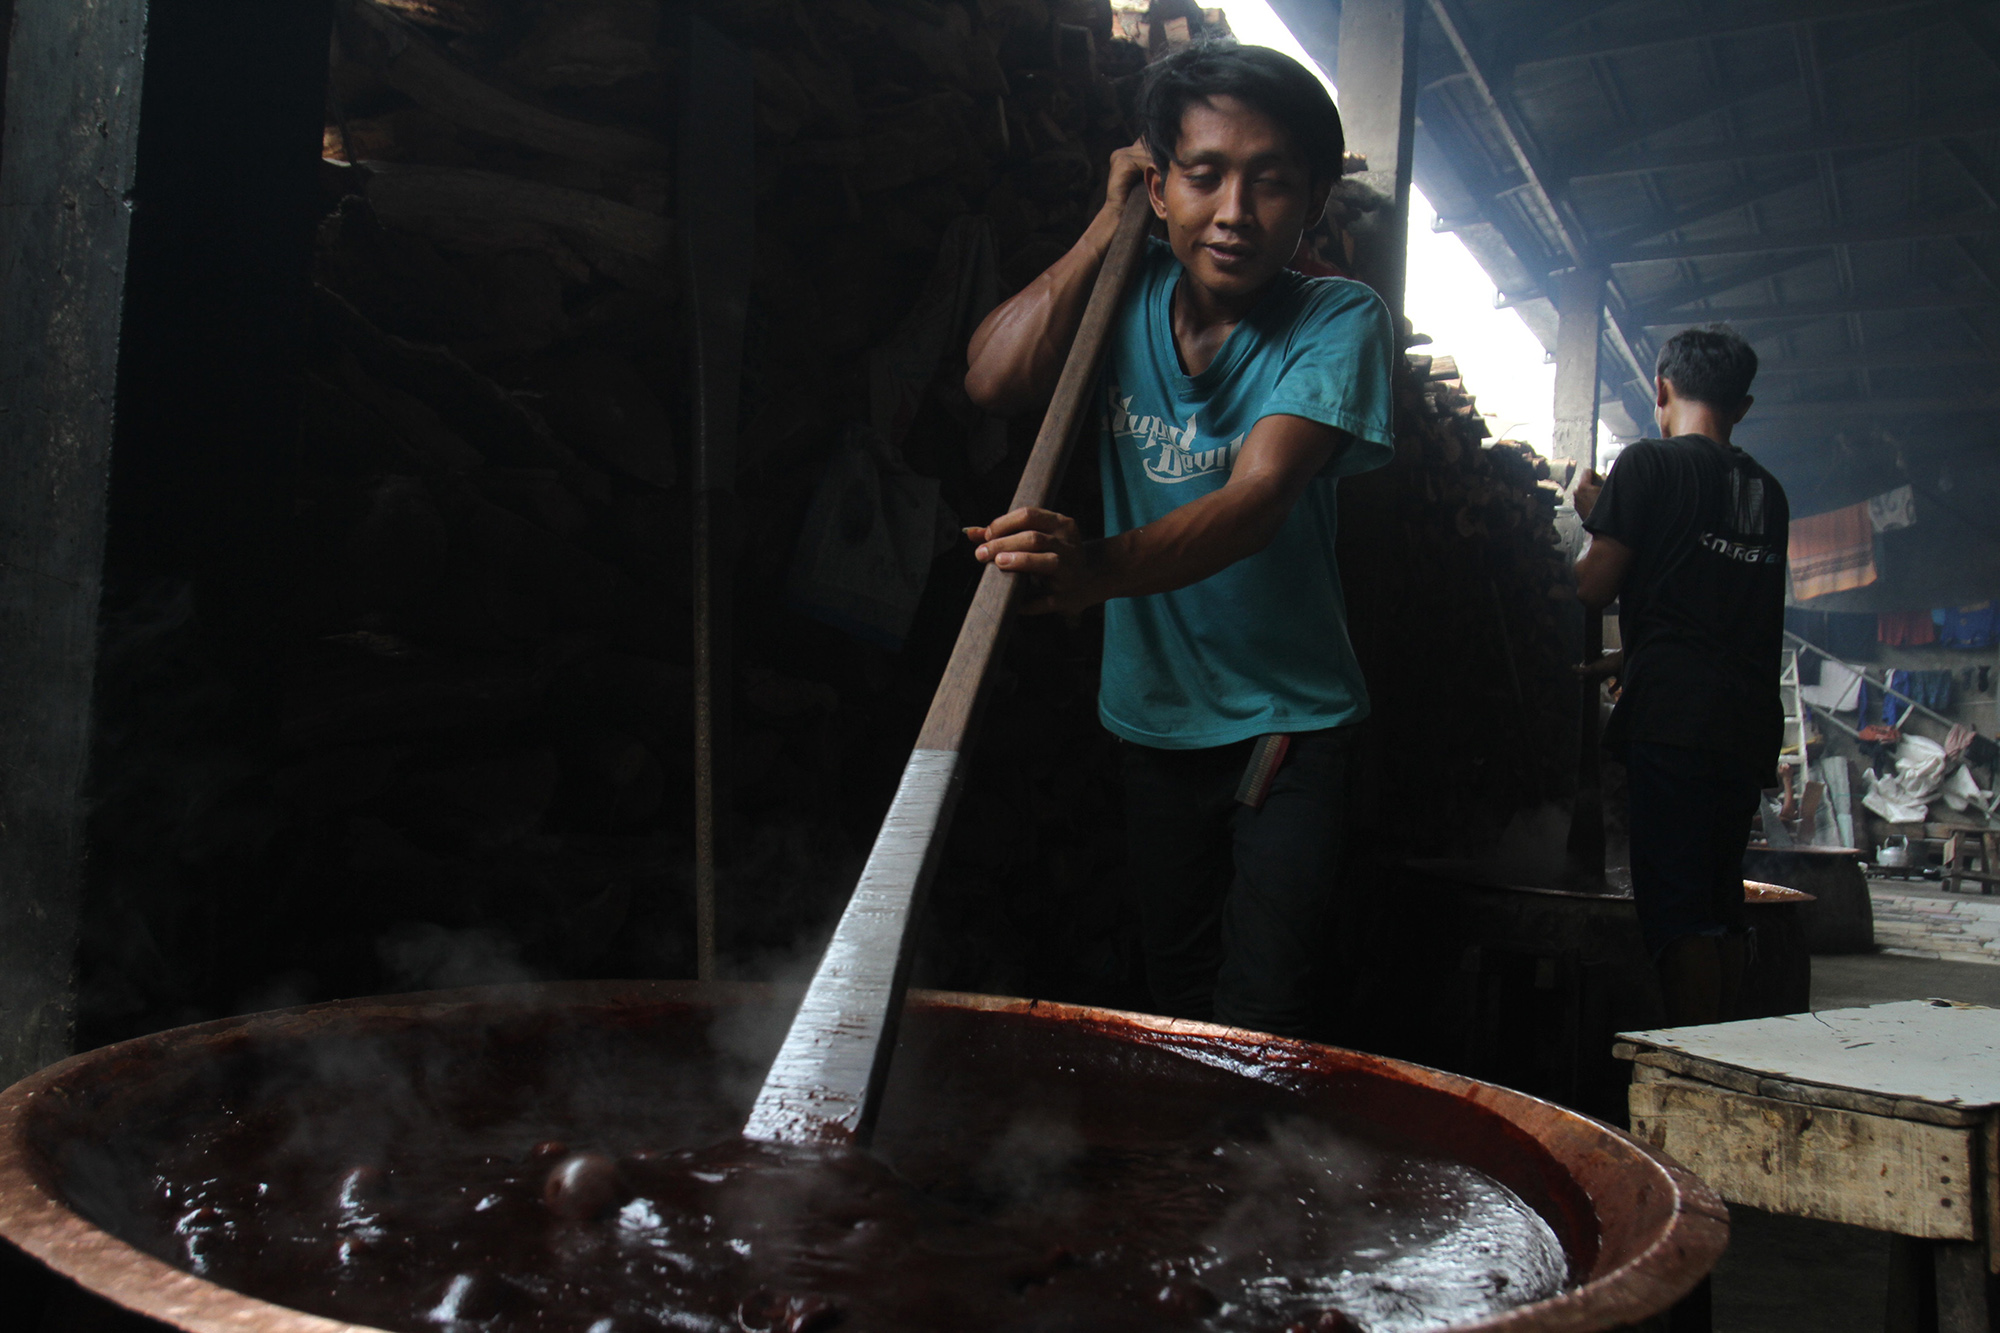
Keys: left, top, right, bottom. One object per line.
{"left": 1474, "top": 803, "right": 1574, "bottom": 889}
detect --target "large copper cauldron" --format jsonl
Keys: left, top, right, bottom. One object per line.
{"left": 0, "top": 982, "right": 1726, "bottom": 1332}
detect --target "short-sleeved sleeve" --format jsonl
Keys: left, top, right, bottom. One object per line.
{"left": 1258, "top": 280, "right": 1397, "bottom": 478}
{"left": 1584, "top": 441, "right": 1658, "bottom": 547}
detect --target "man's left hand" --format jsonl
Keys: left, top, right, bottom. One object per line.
{"left": 1574, "top": 648, "right": 1624, "bottom": 683}
{"left": 1571, "top": 467, "right": 1604, "bottom": 520}
{"left": 966, "top": 507, "right": 1100, "bottom": 615}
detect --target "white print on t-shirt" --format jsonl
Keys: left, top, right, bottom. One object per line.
{"left": 1108, "top": 384, "right": 1246, "bottom": 484}
{"left": 1698, "top": 532, "right": 1780, "bottom": 564}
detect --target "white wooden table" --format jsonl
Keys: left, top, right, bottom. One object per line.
{"left": 1618, "top": 1000, "right": 2000, "bottom": 1333}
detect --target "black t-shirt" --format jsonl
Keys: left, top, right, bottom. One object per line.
{"left": 1584, "top": 434, "right": 1790, "bottom": 781}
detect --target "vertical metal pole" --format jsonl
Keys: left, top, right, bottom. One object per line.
{"left": 1334, "top": 0, "right": 1420, "bottom": 321}
{"left": 680, "top": 19, "right": 755, "bottom": 982}
{"left": 0, "top": 0, "right": 149, "bottom": 1085}
{"left": 1554, "top": 268, "right": 1609, "bottom": 888}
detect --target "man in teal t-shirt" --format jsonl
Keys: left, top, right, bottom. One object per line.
{"left": 962, "top": 43, "right": 1394, "bottom": 1036}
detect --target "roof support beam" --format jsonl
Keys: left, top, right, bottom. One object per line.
{"left": 1626, "top": 253, "right": 1829, "bottom": 316}
{"left": 1424, "top": 0, "right": 1654, "bottom": 398}
{"left": 1596, "top": 161, "right": 1838, "bottom": 256}
{"left": 1569, "top": 112, "right": 2000, "bottom": 179}
{"left": 1753, "top": 347, "right": 1998, "bottom": 371}
{"left": 1739, "top": 394, "right": 2000, "bottom": 421}
{"left": 1515, "top": 0, "right": 1947, "bottom": 68}
{"left": 1942, "top": 139, "right": 2000, "bottom": 211}
{"left": 1638, "top": 290, "right": 1993, "bottom": 325}
{"left": 1578, "top": 16, "right": 1958, "bottom": 172}
{"left": 1611, "top": 212, "right": 2000, "bottom": 263}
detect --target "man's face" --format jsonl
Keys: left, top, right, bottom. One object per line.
{"left": 1147, "top": 96, "right": 1321, "bottom": 306}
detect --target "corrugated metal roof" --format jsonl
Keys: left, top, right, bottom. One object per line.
{"left": 1279, "top": 0, "right": 2000, "bottom": 519}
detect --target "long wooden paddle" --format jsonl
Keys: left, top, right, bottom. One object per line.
{"left": 744, "top": 190, "right": 1155, "bottom": 1147}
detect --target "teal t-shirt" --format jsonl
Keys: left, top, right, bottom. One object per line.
{"left": 1097, "top": 239, "right": 1396, "bottom": 748}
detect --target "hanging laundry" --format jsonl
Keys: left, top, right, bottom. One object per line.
{"left": 1944, "top": 724, "right": 1977, "bottom": 767}
{"left": 1796, "top": 650, "right": 1821, "bottom": 686}
{"left": 1878, "top": 610, "right": 1937, "bottom": 646}
{"left": 1859, "top": 671, "right": 1916, "bottom": 726}
{"left": 1889, "top": 669, "right": 1914, "bottom": 721}
{"left": 1867, "top": 484, "right": 1916, "bottom": 532}
{"left": 1789, "top": 502, "right": 1877, "bottom": 600}
{"left": 1910, "top": 670, "right": 1955, "bottom": 712}
{"left": 1938, "top": 601, "right": 1997, "bottom": 648}
{"left": 1800, "top": 659, "right": 1863, "bottom": 712}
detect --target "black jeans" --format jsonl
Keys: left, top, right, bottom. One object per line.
{"left": 1626, "top": 740, "right": 1760, "bottom": 957}
{"left": 1120, "top": 727, "right": 1353, "bottom": 1037}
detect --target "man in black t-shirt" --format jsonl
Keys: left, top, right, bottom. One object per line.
{"left": 1572, "top": 324, "right": 1788, "bottom": 1026}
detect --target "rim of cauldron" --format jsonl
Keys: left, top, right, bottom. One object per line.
{"left": 0, "top": 980, "right": 1729, "bottom": 1333}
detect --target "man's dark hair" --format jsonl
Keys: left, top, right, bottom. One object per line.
{"left": 1655, "top": 324, "right": 1759, "bottom": 409}
{"left": 1138, "top": 43, "right": 1344, "bottom": 184}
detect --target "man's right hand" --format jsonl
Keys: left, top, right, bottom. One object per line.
{"left": 966, "top": 137, "right": 1153, "bottom": 416}
{"left": 1105, "top": 139, "right": 1152, "bottom": 213}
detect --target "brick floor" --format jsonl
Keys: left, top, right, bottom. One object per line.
{"left": 1869, "top": 880, "right": 2000, "bottom": 965}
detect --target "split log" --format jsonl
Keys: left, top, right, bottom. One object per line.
{"left": 370, "top": 0, "right": 511, "bottom": 35}
{"left": 515, "top": 349, "right": 677, "bottom": 489}
{"left": 547, "top": 651, "right": 693, "bottom": 749}
{"left": 392, "top": 748, "right": 561, "bottom": 848}
{"left": 357, "top": 161, "right": 674, "bottom": 294}
{"left": 318, "top": 196, "right": 574, "bottom": 355}
{"left": 340, "top": 0, "right": 669, "bottom": 171}
{"left": 301, "top": 357, "right": 484, "bottom": 477}
{"left": 779, "top": 93, "right": 974, "bottom": 194}
{"left": 497, "top": 0, "right": 665, "bottom": 92}
{"left": 282, "top": 646, "right": 542, "bottom": 752}
{"left": 315, "top": 285, "right": 613, "bottom": 502}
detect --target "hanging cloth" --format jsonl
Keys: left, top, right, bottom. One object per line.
{"left": 1910, "top": 670, "right": 1955, "bottom": 712}
{"left": 1878, "top": 610, "right": 1937, "bottom": 646}
{"left": 1789, "top": 502, "right": 1877, "bottom": 600}
{"left": 1800, "top": 659, "right": 1863, "bottom": 713}
{"left": 1939, "top": 601, "right": 1997, "bottom": 648}
{"left": 1868, "top": 484, "right": 1916, "bottom": 532}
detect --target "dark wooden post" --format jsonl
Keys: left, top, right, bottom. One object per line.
{"left": 92, "top": 0, "right": 332, "bottom": 1030}
{"left": 1335, "top": 0, "right": 1420, "bottom": 321}
{"left": 0, "top": 0, "right": 150, "bottom": 1086}
{"left": 1554, "top": 267, "right": 1609, "bottom": 887}
{"left": 680, "top": 19, "right": 755, "bottom": 981}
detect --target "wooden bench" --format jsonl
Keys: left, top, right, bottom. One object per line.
{"left": 1618, "top": 1000, "right": 2000, "bottom": 1332}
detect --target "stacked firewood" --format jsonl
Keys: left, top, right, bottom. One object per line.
{"left": 276, "top": 0, "right": 1163, "bottom": 1002}
{"left": 275, "top": 0, "right": 1571, "bottom": 1011}
{"left": 1338, "top": 352, "right": 1578, "bottom": 853}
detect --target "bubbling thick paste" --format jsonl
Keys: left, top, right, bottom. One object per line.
{"left": 52, "top": 1002, "right": 1569, "bottom": 1332}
